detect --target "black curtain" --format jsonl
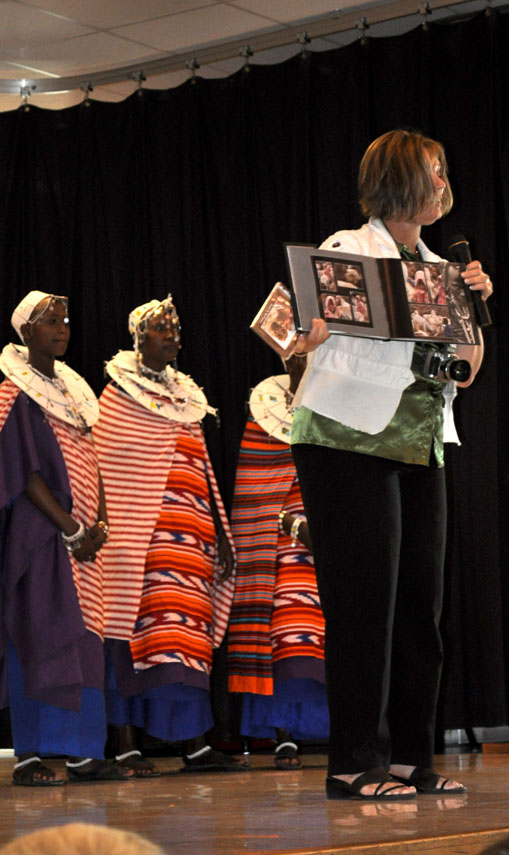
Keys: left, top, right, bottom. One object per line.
{"left": 1, "top": 7, "right": 508, "bottom": 731}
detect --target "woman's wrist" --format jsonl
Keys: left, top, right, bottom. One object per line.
{"left": 61, "top": 517, "right": 81, "bottom": 538}
{"left": 62, "top": 521, "right": 86, "bottom": 553}
{"left": 278, "top": 510, "right": 306, "bottom": 546}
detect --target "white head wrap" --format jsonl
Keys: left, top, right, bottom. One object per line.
{"left": 11, "top": 291, "right": 51, "bottom": 343}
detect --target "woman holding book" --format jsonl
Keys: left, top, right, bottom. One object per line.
{"left": 290, "top": 129, "right": 493, "bottom": 801}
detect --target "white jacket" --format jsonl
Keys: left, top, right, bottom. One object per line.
{"left": 293, "top": 218, "right": 459, "bottom": 440}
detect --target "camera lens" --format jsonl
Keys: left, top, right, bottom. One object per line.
{"left": 446, "top": 359, "right": 471, "bottom": 383}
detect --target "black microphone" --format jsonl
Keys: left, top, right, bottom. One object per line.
{"left": 448, "top": 234, "right": 492, "bottom": 327}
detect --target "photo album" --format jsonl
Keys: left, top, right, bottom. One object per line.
{"left": 283, "top": 244, "right": 480, "bottom": 345}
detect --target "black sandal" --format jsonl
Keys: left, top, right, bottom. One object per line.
{"left": 326, "top": 767, "right": 416, "bottom": 801}
{"left": 181, "top": 747, "right": 244, "bottom": 773}
{"left": 274, "top": 741, "right": 302, "bottom": 770}
{"left": 115, "top": 750, "right": 160, "bottom": 778}
{"left": 391, "top": 766, "right": 467, "bottom": 794}
{"left": 66, "top": 758, "right": 133, "bottom": 782}
{"left": 13, "top": 756, "right": 64, "bottom": 787}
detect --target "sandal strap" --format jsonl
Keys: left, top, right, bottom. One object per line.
{"left": 351, "top": 767, "right": 391, "bottom": 795}
{"left": 66, "top": 757, "right": 94, "bottom": 768}
{"left": 406, "top": 767, "right": 447, "bottom": 790}
{"left": 374, "top": 780, "right": 410, "bottom": 797}
{"left": 185, "top": 745, "right": 212, "bottom": 760}
{"left": 66, "top": 759, "right": 124, "bottom": 781}
{"left": 14, "top": 756, "right": 41, "bottom": 771}
{"left": 115, "top": 750, "right": 142, "bottom": 763}
{"left": 275, "top": 742, "right": 298, "bottom": 754}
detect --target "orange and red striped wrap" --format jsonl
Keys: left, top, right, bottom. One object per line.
{"left": 227, "top": 417, "right": 324, "bottom": 696}
{"left": 93, "top": 382, "right": 235, "bottom": 661}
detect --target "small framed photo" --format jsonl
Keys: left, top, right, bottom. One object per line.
{"left": 250, "top": 282, "right": 299, "bottom": 358}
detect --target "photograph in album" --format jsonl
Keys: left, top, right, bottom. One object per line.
{"left": 285, "top": 244, "right": 480, "bottom": 345}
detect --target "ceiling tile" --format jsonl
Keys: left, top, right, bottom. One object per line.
{"left": 111, "top": 4, "right": 280, "bottom": 52}
{"left": 5, "top": 32, "right": 162, "bottom": 77}
{"left": 229, "top": 0, "right": 367, "bottom": 23}
{"left": 0, "top": 0, "right": 91, "bottom": 55}
{"left": 0, "top": 61, "right": 56, "bottom": 78}
{"left": 19, "top": 0, "right": 213, "bottom": 30}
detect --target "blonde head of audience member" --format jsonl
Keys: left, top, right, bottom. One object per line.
{"left": 0, "top": 823, "right": 164, "bottom": 855}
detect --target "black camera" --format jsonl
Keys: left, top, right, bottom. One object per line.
{"left": 423, "top": 349, "right": 471, "bottom": 383}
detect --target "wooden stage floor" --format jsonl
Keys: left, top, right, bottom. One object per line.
{"left": 0, "top": 751, "right": 508, "bottom": 855}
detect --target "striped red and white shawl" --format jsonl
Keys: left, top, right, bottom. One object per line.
{"left": 93, "top": 382, "right": 235, "bottom": 645}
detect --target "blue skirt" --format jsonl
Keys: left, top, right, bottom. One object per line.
{"left": 240, "top": 678, "right": 329, "bottom": 739}
{"left": 105, "top": 653, "right": 214, "bottom": 742}
{"left": 8, "top": 642, "right": 107, "bottom": 758}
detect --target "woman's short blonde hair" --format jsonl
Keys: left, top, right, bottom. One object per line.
{"left": 358, "top": 129, "right": 453, "bottom": 222}
{"left": 0, "top": 823, "right": 164, "bottom": 855}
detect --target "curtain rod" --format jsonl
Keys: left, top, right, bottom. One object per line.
{"left": 0, "top": 0, "right": 502, "bottom": 96}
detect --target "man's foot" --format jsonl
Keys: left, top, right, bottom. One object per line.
{"left": 115, "top": 750, "right": 160, "bottom": 778}
{"left": 390, "top": 764, "right": 467, "bottom": 794}
{"left": 13, "top": 756, "right": 64, "bottom": 787}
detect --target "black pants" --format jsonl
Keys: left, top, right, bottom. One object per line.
{"left": 292, "top": 443, "right": 447, "bottom": 775}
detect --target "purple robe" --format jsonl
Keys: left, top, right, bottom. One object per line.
{"left": 0, "top": 386, "right": 103, "bottom": 712}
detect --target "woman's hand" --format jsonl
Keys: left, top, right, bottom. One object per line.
{"left": 89, "top": 520, "right": 109, "bottom": 550}
{"left": 294, "top": 318, "right": 330, "bottom": 355}
{"left": 72, "top": 529, "right": 98, "bottom": 563}
{"left": 461, "top": 260, "right": 493, "bottom": 301}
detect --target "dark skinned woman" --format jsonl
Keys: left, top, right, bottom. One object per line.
{"left": 93, "top": 295, "right": 240, "bottom": 775}
{"left": 0, "top": 291, "right": 130, "bottom": 785}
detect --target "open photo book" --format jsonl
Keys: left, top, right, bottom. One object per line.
{"left": 284, "top": 244, "right": 480, "bottom": 345}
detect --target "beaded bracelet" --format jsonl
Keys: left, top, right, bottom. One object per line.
{"left": 62, "top": 521, "right": 85, "bottom": 553}
{"left": 290, "top": 517, "right": 304, "bottom": 546}
{"left": 278, "top": 509, "right": 287, "bottom": 534}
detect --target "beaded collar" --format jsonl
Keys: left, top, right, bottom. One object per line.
{"left": 0, "top": 343, "right": 99, "bottom": 429}
{"left": 249, "top": 374, "right": 294, "bottom": 444}
{"left": 104, "top": 350, "right": 216, "bottom": 424}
